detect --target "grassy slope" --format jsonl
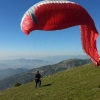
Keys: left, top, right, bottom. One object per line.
{"left": 0, "top": 64, "right": 100, "bottom": 100}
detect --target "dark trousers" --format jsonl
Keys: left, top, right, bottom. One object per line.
{"left": 35, "top": 80, "right": 41, "bottom": 88}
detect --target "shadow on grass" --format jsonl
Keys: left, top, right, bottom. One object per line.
{"left": 42, "top": 83, "right": 52, "bottom": 87}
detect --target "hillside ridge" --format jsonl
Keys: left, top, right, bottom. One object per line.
{"left": 0, "top": 59, "right": 91, "bottom": 91}
{"left": 0, "top": 64, "right": 100, "bottom": 100}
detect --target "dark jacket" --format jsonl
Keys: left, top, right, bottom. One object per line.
{"left": 35, "top": 73, "right": 42, "bottom": 82}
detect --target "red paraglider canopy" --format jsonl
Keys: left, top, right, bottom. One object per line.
{"left": 20, "top": 0, "right": 100, "bottom": 66}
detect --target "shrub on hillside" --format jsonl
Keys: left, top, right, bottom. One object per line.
{"left": 13, "top": 82, "right": 21, "bottom": 87}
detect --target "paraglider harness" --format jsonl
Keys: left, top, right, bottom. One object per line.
{"left": 35, "top": 73, "right": 41, "bottom": 82}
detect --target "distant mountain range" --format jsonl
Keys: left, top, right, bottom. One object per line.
{"left": 41, "top": 55, "right": 89, "bottom": 63}
{"left": 0, "top": 55, "right": 88, "bottom": 69}
{"left": 0, "top": 68, "right": 29, "bottom": 80}
{"left": 0, "top": 58, "right": 92, "bottom": 91}
{"left": 0, "top": 58, "right": 51, "bottom": 69}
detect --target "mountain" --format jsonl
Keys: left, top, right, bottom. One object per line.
{"left": 0, "top": 68, "right": 29, "bottom": 80}
{"left": 0, "top": 63, "right": 100, "bottom": 100}
{"left": 41, "top": 55, "right": 89, "bottom": 63}
{"left": 0, "top": 58, "right": 92, "bottom": 91}
{"left": 0, "top": 58, "right": 51, "bottom": 69}
{"left": 0, "top": 55, "right": 89, "bottom": 69}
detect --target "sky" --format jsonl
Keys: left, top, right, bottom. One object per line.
{"left": 0, "top": 0, "right": 100, "bottom": 60}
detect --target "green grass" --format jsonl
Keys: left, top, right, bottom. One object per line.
{"left": 0, "top": 64, "right": 100, "bottom": 100}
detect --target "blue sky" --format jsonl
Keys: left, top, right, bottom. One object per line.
{"left": 0, "top": 0, "right": 100, "bottom": 60}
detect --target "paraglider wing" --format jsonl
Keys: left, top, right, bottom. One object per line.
{"left": 20, "top": 0, "right": 100, "bottom": 66}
